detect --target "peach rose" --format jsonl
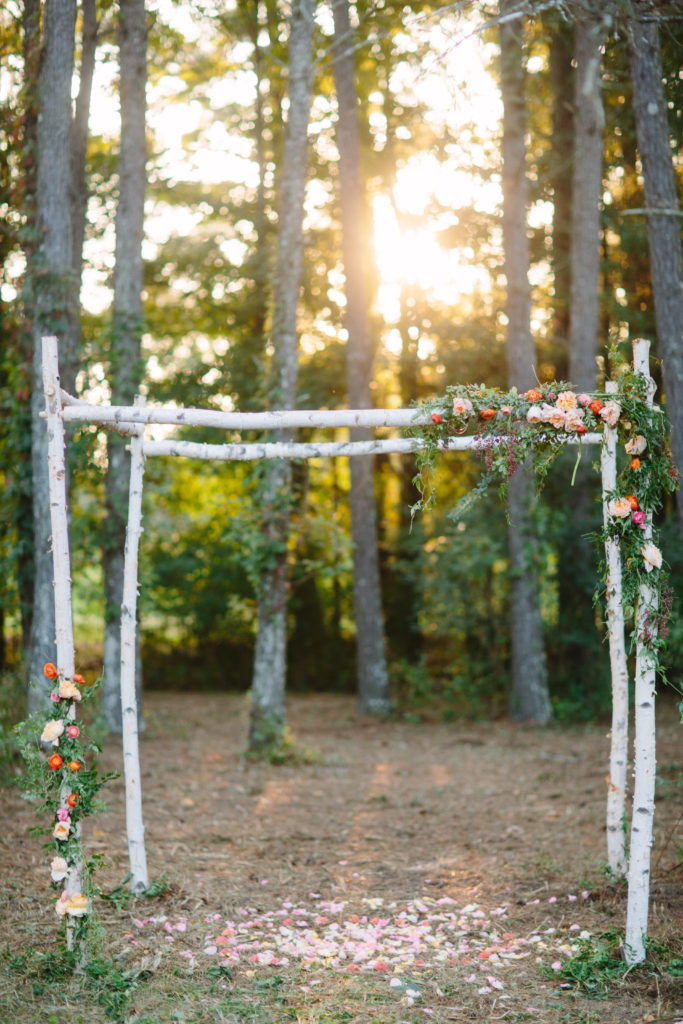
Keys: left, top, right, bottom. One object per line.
{"left": 65, "top": 893, "right": 89, "bottom": 917}
{"left": 526, "top": 405, "right": 543, "bottom": 424}
{"left": 600, "top": 400, "right": 621, "bottom": 428}
{"left": 58, "top": 679, "right": 82, "bottom": 701}
{"left": 540, "top": 404, "right": 567, "bottom": 429}
{"left": 556, "top": 390, "right": 577, "bottom": 410}
{"left": 564, "top": 408, "right": 586, "bottom": 432}
{"left": 452, "top": 396, "right": 474, "bottom": 417}
{"left": 609, "top": 497, "right": 632, "bottom": 518}
{"left": 53, "top": 820, "right": 71, "bottom": 841}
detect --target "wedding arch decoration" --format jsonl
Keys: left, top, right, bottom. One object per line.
{"left": 36, "top": 334, "right": 676, "bottom": 964}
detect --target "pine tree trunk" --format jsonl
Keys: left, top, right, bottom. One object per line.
{"left": 627, "top": 15, "right": 683, "bottom": 539}
{"left": 102, "top": 0, "right": 147, "bottom": 733}
{"left": 499, "top": 1, "right": 551, "bottom": 724}
{"left": 27, "top": 0, "right": 77, "bottom": 715}
{"left": 331, "top": 0, "right": 391, "bottom": 714}
{"left": 558, "top": 8, "right": 609, "bottom": 695}
{"left": 249, "top": 0, "right": 316, "bottom": 750}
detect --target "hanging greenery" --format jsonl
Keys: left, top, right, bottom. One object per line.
{"left": 409, "top": 361, "right": 679, "bottom": 685}
{"left": 16, "top": 664, "right": 115, "bottom": 952}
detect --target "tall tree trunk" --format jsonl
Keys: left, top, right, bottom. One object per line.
{"left": 547, "top": 18, "right": 574, "bottom": 363}
{"left": 557, "top": 8, "right": 610, "bottom": 693}
{"left": 499, "top": 1, "right": 551, "bottom": 724}
{"left": 569, "top": 9, "right": 608, "bottom": 391}
{"left": 249, "top": 0, "right": 316, "bottom": 751}
{"left": 627, "top": 15, "right": 683, "bottom": 539}
{"left": 27, "top": 0, "right": 77, "bottom": 715}
{"left": 102, "top": 0, "right": 147, "bottom": 733}
{"left": 63, "top": 0, "right": 98, "bottom": 397}
{"left": 331, "top": 0, "right": 391, "bottom": 714}
{"left": 17, "top": 0, "right": 41, "bottom": 661}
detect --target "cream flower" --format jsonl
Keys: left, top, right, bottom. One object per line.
{"left": 564, "top": 408, "right": 586, "bottom": 432}
{"left": 625, "top": 435, "right": 647, "bottom": 455}
{"left": 53, "top": 819, "right": 71, "bottom": 841}
{"left": 600, "top": 400, "right": 621, "bottom": 428}
{"left": 55, "top": 891, "right": 69, "bottom": 917}
{"left": 452, "top": 396, "right": 474, "bottom": 417}
{"left": 65, "top": 893, "right": 89, "bottom": 917}
{"left": 556, "top": 390, "right": 577, "bottom": 410}
{"left": 540, "top": 404, "right": 567, "bottom": 429}
{"left": 50, "top": 856, "right": 69, "bottom": 882}
{"left": 642, "top": 541, "right": 662, "bottom": 572}
{"left": 41, "top": 719, "right": 65, "bottom": 747}
{"left": 58, "top": 679, "right": 82, "bottom": 701}
{"left": 526, "top": 405, "right": 544, "bottom": 424}
{"left": 609, "top": 497, "right": 632, "bottom": 518}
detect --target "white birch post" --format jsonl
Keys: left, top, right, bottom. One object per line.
{"left": 120, "top": 398, "right": 149, "bottom": 891}
{"left": 41, "top": 335, "right": 81, "bottom": 951}
{"left": 601, "top": 379, "right": 629, "bottom": 876}
{"left": 624, "top": 338, "right": 659, "bottom": 965}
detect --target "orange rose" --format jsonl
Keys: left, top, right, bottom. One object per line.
{"left": 48, "top": 753, "right": 63, "bottom": 771}
{"left": 630, "top": 458, "right": 641, "bottom": 471}
{"left": 479, "top": 408, "right": 496, "bottom": 420}
{"left": 67, "top": 760, "right": 82, "bottom": 772}
{"left": 626, "top": 495, "right": 639, "bottom": 511}
{"left": 526, "top": 388, "right": 542, "bottom": 402}
{"left": 66, "top": 793, "right": 80, "bottom": 808}
{"left": 44, "top": 663, "right": 58, "bottom": 680}
{"left": 73, "top": 673, "right": 85, "bottom": 685}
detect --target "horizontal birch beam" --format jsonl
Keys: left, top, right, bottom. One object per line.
{"left": 142, "top": 432, "right": 603, "bottom": 462}
{"left": 62, "top": 401, "right": 433, "bottom": 431}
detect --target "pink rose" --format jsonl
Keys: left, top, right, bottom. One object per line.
{"left": 577, "top": 393, "right": 591, "bottom": 407}
{"left": 632, "top": 510, "right": 647, "bottom": 530}
{"left": 56, "top": 807, "right": 71, "bottom": 822}
{"left": 67, "top": 725, "right": 80, "bottom": 739}
{"left": 50, "top": 691, "right": 60, "bottom": 704}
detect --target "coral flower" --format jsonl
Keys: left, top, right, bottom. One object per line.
{"left": 588, "top": 400, "right": 603, "bottom": 415}
{"left": 630, "top": 457, "right": 641, "bottom": 471}
{"left": 44, "top": 663, "right": 58, "bottom": 679}
{"left": 66, "top": 793, "right": 80, "bottom": 808}
{"left": 48, "top": 753, "right": 64, "bottom": 771}
{"left": 73, "top": 673, "right": 85, "bottom": 686}
{"left": 526, "top": 388, "right": 542, "bottom": 402}
{"left": 479, "top": 408, "right": 496, "bottom": 420}
{"left": 67, "top": 760, "right": 82, "bottom": 772}
{"left": 626, "top": 495, "right": 639, "bottom": 511}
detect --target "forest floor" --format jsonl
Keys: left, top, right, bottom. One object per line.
{"left": 1, "top": 692, "right": 683, "bottom": 1024}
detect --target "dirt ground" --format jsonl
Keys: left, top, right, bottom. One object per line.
{"left": 3, "top": 692, "right": 683, "bottom": 1023}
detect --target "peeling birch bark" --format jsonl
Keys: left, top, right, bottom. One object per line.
{"left": 624, "top": 338, "right": 659, "bottom": 965}
{"left": 41, "top": 335, "right": 81, "bottom": 951}
{"left": 119, "top": 399, "right": 148, "bottom": 891}
{"left": 601, "top": 379, "right": 629, "bottom": 876}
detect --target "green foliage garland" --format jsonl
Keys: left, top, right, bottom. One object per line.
{"left": 410, "top": 363, "right": 678, "bottom": 686}
{"left": 16, "top": 665, "right": 115, "bottom": 951}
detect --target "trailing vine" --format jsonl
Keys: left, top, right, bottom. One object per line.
{"left": 409, "top": 361, "right": 678, "bottom": 688}
{"left": 16, "top": 664, "right": 115, "bottom": 952}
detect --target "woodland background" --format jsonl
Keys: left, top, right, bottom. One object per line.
{"left": 1, "top": 0, "right": 682, "bottom": 753}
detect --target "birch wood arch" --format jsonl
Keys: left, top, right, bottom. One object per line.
{"left": 41, "top": 335, "right": 661, "bottom": 965}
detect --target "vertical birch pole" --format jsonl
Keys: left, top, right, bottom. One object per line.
{"left": 41, "top": 334, "right": 81, "bottom": 951}
{"left": 601, "top": 379, "right": 629, "bottom": 876}
{"left": 120, "top": 397, "right": 148, "bottom": 891}
{"left": 624, "top": 338, "right": 658, "bottom": 965}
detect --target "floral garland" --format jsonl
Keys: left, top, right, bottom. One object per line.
{"left": 410, "top": 362, "right": 678, "bottom": 675}
{"left": 17, "top": 663, "right": 115, "bottom": 951}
